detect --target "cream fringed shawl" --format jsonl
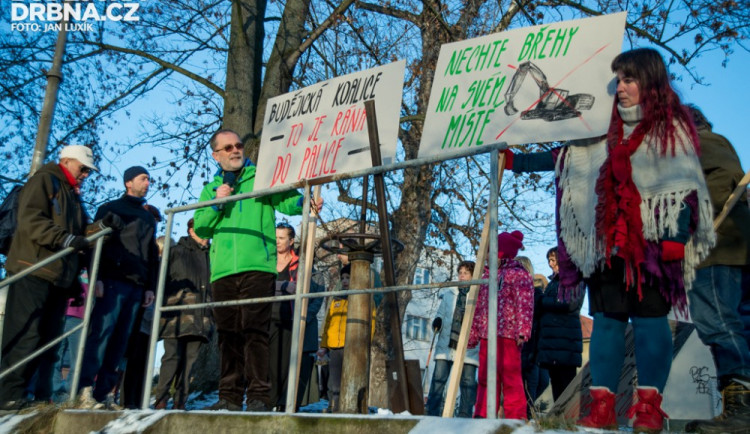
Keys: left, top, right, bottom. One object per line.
{"left": 556, "top": 104, "right": 715, "bottom": 295}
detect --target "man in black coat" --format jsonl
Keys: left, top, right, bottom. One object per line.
{"left": 685, "top": 107, "right": 750, "bottom": 433}
{"left": 77, "top": 166, "right": 158, "bottom": 409}
{"left": 154, "top": 218, "right": 213, "bottom": 409}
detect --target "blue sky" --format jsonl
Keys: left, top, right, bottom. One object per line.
{"left": 674, "top": 48, "right": 749, "bottom": 168}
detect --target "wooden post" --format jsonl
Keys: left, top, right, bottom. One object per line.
{"left": 364, "top": 99, "right": 410, "bottom": 411}
{"left": 442, "top": 152, "right": 506, "bottom": 417}
{"left": 713, "top": 169, "right": 750, "bottom": 231}
{"left": 286, "top": 184, "right": 322, "bottom": 412}
{"left": 340, "top": 251, "right": 374, "bottom": 413}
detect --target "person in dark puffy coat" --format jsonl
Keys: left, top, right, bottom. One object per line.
{"left": 154, "top": 218, "right": 213, "bottom": 409}
{"left": 535, "top": 247, "right": 583, "bottom": 402}
{"left": 517, "top": 256, "right": 549, "bottom": 418}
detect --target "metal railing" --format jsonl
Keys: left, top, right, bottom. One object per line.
{"left": 0, "top": 139, "right": 506, "bottom": 416}
{"left": 143, "top": 140, "right": 506, "bottom": 416}
{"left": 0, "top": 227, "right": 111, "bottom": 403}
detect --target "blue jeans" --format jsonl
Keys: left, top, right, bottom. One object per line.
{"left": 738, "top": 267, "right": 750, "bottom": 346}
{"left": 79, "top": 279, "right": 142, "bottom": 402}
{"left": 51, "top": 316, "right": 83, "bottom": 398}
{"left": 425, "top": 359, "right": 478, "bottom": 417}
{"left": 689, "top": 265, "right": 750, "bottom": 388}
{"left": 589, "top": 313, "right": 672, "bottom": 393}
{"left": 523, "top": 363, "right": 549, "bottom": 405}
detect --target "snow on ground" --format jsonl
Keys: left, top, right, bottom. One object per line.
{"left": 80, "top": 409, "right": 168, "bottom": 433}
{"left": 0, "top": 413, "right": 35, "bottom": 434}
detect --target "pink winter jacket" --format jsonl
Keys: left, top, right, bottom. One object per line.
{"left": 468, "top": 259, "right": 534, "bottom": 348}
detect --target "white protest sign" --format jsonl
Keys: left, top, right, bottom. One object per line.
{"left": 255, "top": 60, "right": 405, "bottom": 190}
{"left": 419, "top": 12, "right": 626, "bottom": 158}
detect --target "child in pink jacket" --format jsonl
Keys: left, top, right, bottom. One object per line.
{"left": 468, "top": 230, "right": 534, "bottom": 419}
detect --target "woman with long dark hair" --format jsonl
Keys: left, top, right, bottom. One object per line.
{"left": 507, "top": 48, "right": 715, "bottom": 432}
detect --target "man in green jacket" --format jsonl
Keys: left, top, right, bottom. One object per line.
{"left": 194, "top": 129, "right": 321, "bottom": 412}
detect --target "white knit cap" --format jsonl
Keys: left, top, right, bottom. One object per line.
{"left": 59, "top": 145, "right": 98, "bottom": 171}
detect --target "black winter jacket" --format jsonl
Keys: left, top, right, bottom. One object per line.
{"left": 536, "top": 275, "right": 583, "bottom": 368}
{"left": 95, "top": 194, "right": 159, "bottom": 291}
{"left": 521, "top": 284, "right": 546, "bottom": 368}
{"left": 159, "top": 236, "right": 213, "bottom": 341}
{"left": 274, "top": 254, "right": 325, "bottom": 353}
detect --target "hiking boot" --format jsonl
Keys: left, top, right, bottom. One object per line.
{"left": 103, "top": 393, "right": 123, "bottom": 411}
{"left": 578, "top": 386, "right": 618, "bottom": 430}
{"left": 76, "top": 386, "right": 102, "bottom": 410}
{"left": 628, "top": 386, "right": 668, "bottom": 433}
{"left": 686, "top": 379, "right": 750, "bottom": 433}
{"left": 154, "top": 398, "right": 168, "bottom": 410}
{"left": 245, "top": 399, "right": 270, "bottom": 412}
{"left": 204, "top": 398, "right": 242, "bottom": 411}
{"left": 0, "top": 399, "right": 29, "bottom": 411}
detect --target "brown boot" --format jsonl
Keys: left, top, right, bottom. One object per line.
{"left": 578, "top": 386, "right": 618, "bottom": 430}
{"left": 628, "top": 386, "right": 668, "bottom": 433}
{"left": 685, "top": 379, "right": 750, "bottom": 433}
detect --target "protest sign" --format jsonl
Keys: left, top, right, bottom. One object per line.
{"left": 418, "top": 12, "right": 626, "bottom": 158}
{"left": 255, "top": 60, "right": 405, "bottom": 190}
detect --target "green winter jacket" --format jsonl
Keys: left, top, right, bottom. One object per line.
{"left": 193, "top": 159, "right": 303, "bottom": 282}
{"left": 696, "top": 125, "right": 750, "bottom": 268}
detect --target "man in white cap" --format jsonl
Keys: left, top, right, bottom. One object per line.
{"left": 0, "top": 145, "right": 122, "bottom": 410}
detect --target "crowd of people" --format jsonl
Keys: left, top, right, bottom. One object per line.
{"left": 0, "top": 46, "right": 748, "bottom": 433}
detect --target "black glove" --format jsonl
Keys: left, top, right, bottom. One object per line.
{"left": 69, "top": 236, "right": 90, "bottom": 251}
{"left": 432, "top": 317, "right": 443, "bottom": 332}
{"left": 70, "top": 295, "right": 84, "bottom": 307}
{"left": 101, "top": 212, "right": 124, "bottom": 231}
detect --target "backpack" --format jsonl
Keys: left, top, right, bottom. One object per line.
{"left": 0, "top": 178, "right": 60, "bottom": 256}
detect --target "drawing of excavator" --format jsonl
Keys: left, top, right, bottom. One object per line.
{"left": 504, "top": 61, "right": 595, "bottom": 121}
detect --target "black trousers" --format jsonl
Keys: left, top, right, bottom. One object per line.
{"left": 121, "top": 331, "right": 150, "bottom": 409}
{"left": 0, "top": 275, "right": 68, "bottom": 402}
{"left": 297, "top": 352, "right": 317, "bottom": 407}
{"left": 268, "top": 317, "right": 293, "bottom": 409}
{"left": 546, "top": 364, "right": 578, "bottom": 401}
{"left": 212, "top": 271, "right": 274, "bottom": 406}
{"left": 154, "top": 337, "right": 203, "bottom": 408}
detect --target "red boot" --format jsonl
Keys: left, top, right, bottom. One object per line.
{"left": 629, "top": 386, "right": 668, "bottom": 433}
{"left": 578, "top": 386, "right": 618, "bottom": 429}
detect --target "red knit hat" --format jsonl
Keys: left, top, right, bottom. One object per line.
{"left": 497, "top": 230, "right": 524, "bottom": 259}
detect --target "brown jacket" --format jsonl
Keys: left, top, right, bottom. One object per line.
{"left": 5, "top": 163, "right": 100, "bottom": 288}
{"left": 697, "top": 126, "right": 750, "bottom": 268}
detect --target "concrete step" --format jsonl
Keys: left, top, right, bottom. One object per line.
{"left": 0, "top": 407, "right": 697, "bottom": 433}
{"left": 0, "top": 408, "right": 524, "bottom": 434}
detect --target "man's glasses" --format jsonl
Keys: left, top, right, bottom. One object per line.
{"left": 216, "top": 143, "right": 244, "bottom": 153}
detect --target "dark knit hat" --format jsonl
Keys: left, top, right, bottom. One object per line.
{"left": 497, "top": 230, "right": 524, "bottom": 259}
{"left": 124, "top": 166, "right": 149, "bottom": 184}
{"left": 340, "top": 264, "right": 351, "bottom": 276}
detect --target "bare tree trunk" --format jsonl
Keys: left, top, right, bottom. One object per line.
{"left": 223, "top": 0, "right": 266, "bottom": 158}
